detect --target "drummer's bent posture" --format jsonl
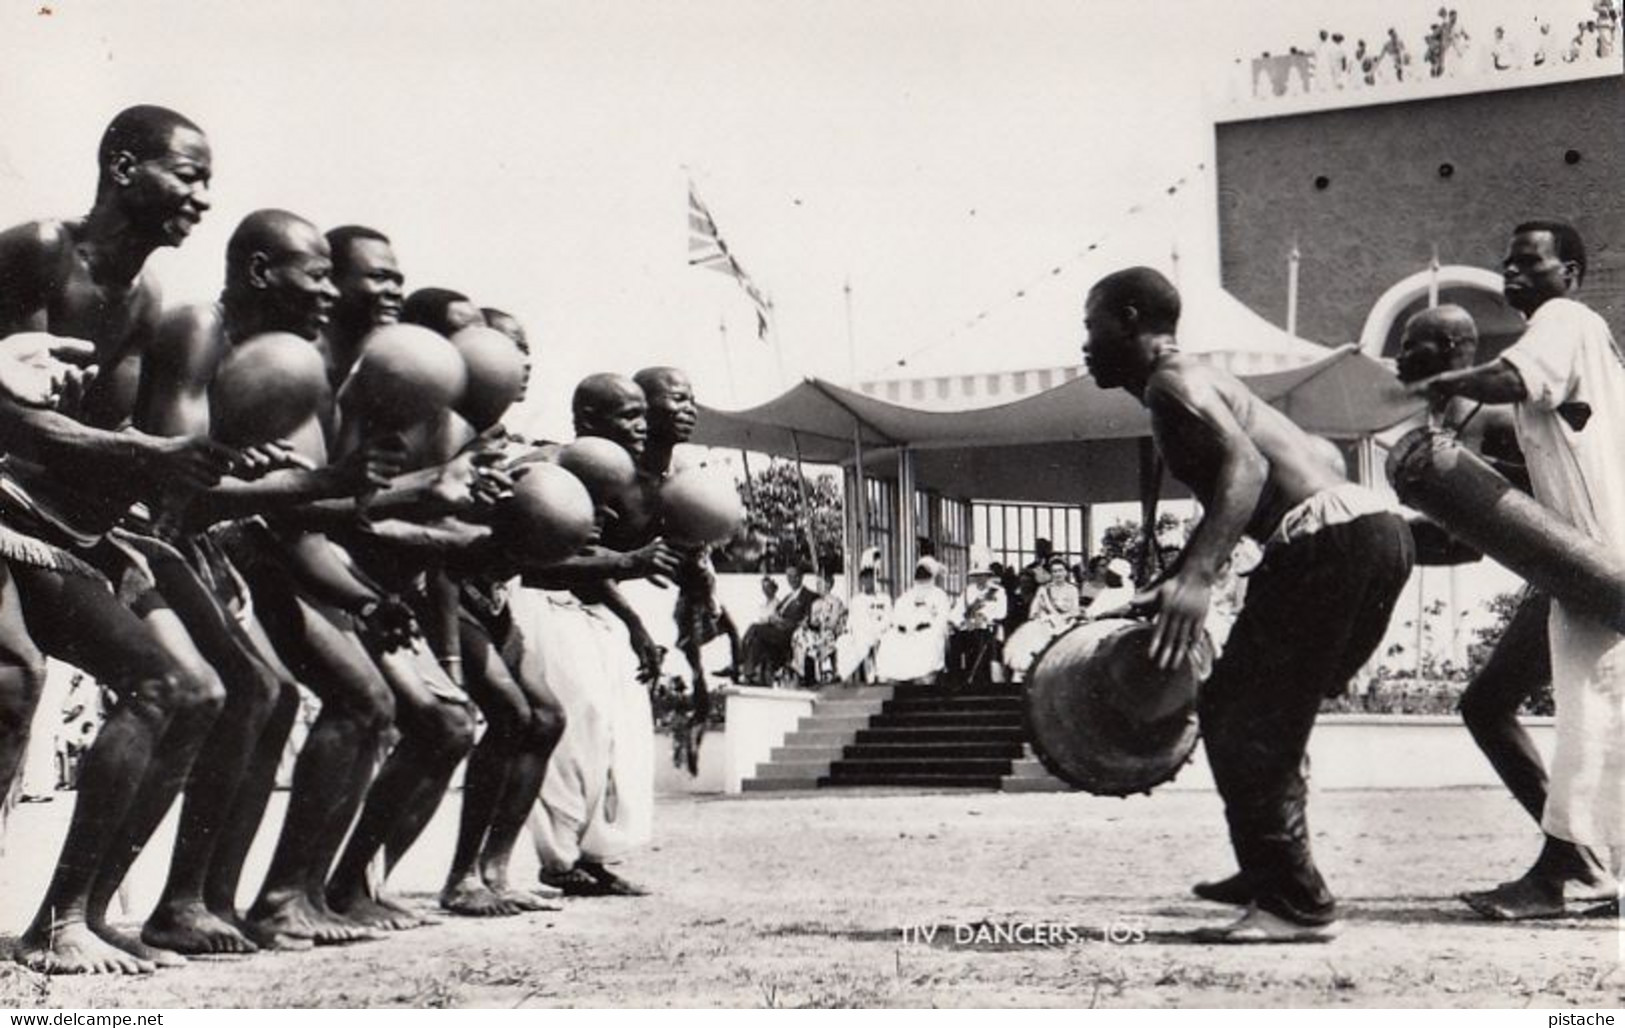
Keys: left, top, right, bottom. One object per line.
{"left": 1083, "top": 267, "right": 1413, "bottom": 943}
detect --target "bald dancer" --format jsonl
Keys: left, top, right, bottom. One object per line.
{"left": 631, "top": 367, "right": 734, "bottom": 719}
{"left": 317, "top": 320, "right": 533, "bottom": 927}
{"left": 401, "top": 287, "right": 484, "bottom": 338}
{"left": 134, "top": 210, "right": 407, "bottom": 955}
{"left": 430, "top": 319, "right": 572, "bottom": 917}
{"left": 480, "top": 308, "right": 529, "bottom": 357}
{"left": 0, "top": 105, "right": 253, "bottom": 974}
{"left": 525, "top": 374, "right": 678, "bottom": 896}
{"left": 1085, "top": 267, "right": 1412, "bottom": 942}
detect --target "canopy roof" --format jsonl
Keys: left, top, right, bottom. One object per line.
{"left": 853, "top": 274, "right": 1329, "bottom": 411}
{"left": 695, "top": 344, "right": 1420, "bottom": 466}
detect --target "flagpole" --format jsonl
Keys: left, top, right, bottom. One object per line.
{"left": 790, "top": 430, "right": 818, "bottom": 580}
{"left": 770, "top": 299, "right": 789, "bottom": 390}
{"left": 844, "top": 277, "right": 857, "bottom": 386}
{"left": 718, "top": 313, "right": 739, "bottom": 406}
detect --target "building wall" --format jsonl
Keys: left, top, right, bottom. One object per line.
{"left": 1216, "top": 74, "right": 1625, "bottom": 346}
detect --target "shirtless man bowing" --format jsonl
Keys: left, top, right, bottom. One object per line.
{"left": 0, "top": 105, "right": 246, "bottom": 973}
{"left": 1084, "top": 267, "right": 1413, "bottom": 942}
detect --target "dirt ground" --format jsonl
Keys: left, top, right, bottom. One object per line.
{"left": 0, "top": 787, "right": 1619, "bottom": 1008}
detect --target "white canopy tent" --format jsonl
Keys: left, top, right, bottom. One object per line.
{"left": 693, "top": 279, "right": 1422, "bottom": 585}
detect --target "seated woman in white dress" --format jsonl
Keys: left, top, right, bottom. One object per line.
{"left": 1002, "top": 554, "right": 1083, "bottom": 682}
{"left": 873, "top": 557, "right": 953, "bottom": 684}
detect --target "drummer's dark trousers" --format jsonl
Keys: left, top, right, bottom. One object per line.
{"left": 1199, "top": 512, "right": 1413, "bottom": 925}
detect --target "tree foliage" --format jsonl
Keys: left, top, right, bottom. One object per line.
{"left": 719, "top": 461, "right": 845, "bottom": 574}
{"left": 1097, "top": 513, "right": 1187, "bottom": 584}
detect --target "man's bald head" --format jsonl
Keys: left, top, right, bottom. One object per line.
{"left": 634, "top": 365, "right": 697, "bottom": 445}
{"left": 96, "top": 105, "right": 204, "bottom": 195}
{"left": 1397, "top": 304, "right": 1479, "bottom": 383}
{"left": 481, "top": 308, "right": 528, "bottom": 352}
{"left": 224, "top": 209, "right": 337, "bottom": 339}
{"left": 633, "top": 366, "right": 689, "bottom": 396}
{"left": 226, "top": 210, "right": 325, "bottom": 289}
{"left": 572, "top": 373, "right": 648, "bottom": 455}
{"left": 402, "top": 287, "right": 484, "bottom": 338}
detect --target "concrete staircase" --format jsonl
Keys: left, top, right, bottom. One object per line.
{"left": 819, "top": 682, "right": 1032, "bottom": 790}
{"left": 739, "top": 685, "right": 896, "bottom": 792}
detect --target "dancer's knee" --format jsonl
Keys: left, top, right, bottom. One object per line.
{"left": 352, "top": 678, "right": 397, "bottom": 736}
{"left": 529, "top": 698, "right": 567, "bottom": 750}
{"left": 1458, "top": 675, "right": 1518, "bottom": 731}
{"left": 0, "top": 660, "right": 45, "bottom": 736}
{"left": 130, "top": 659, "right": 226, "bottom": 724}
{"left": 435, "top": 703, "right": 478, "bottom": 759}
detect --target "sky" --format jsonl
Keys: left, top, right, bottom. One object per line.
{"left": 0, "top": 0, "right": 1595, "bottom": 441}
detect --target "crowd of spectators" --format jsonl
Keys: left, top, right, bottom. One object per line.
{"left": 1237, "top": 2, "right": 1620, "bottom": 102}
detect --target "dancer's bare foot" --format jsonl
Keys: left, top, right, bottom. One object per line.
{"left": 16, "top": 921, "right": 155, "bottom": 975}
{"left": 497, "top": 889, "right": 563, "bottom": 913}
{"left": 330, "top": 889, "right": 431, "bottom": 931}
{"left": 482, "top": 866, "right": 562, "bottom": 909}
{"left": 143, "top": 900, "right": 258, "bottom": 955}
{"left": 440, "top": 877, "right": 521, "bottom": 917}
{"left": 90, "top": 922, "right": 186, "bottom": 968}
{"left": 1194, "top": 905, "right": 1339, "bottom": 944}
{"left": 230, "top": 913, "right": 315, "bottom": 952}
{"left": 249, "top": 890, "right": 381, "bottom": 945}
{"left": 1460, "top": 874, "right": 1567, "bottom": 920}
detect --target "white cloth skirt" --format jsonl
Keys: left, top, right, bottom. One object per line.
{"left": 519, "top": 590, "right": 654, "bottom": 872}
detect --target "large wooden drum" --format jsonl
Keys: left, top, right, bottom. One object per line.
{"left": 1387, "top": 426, "right": 1625, "bottom": 634}
{"left": 1024, "top": 618, "right": 1209, "bottom": 796}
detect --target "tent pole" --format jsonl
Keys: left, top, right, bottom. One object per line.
{"left": 852, "top": 421, "right": 868, "bottom": 590}
{"left": 897, "top": 447, "right": 917, "bottom": 585}
{"left": 790, "top": 430, "right": 819, "bottom": 581}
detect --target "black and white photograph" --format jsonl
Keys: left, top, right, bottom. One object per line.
{"left": 0, "top": 0, "right": 1620, "bottom": 1011}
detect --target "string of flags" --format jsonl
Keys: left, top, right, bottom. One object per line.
{"left": 873, "top": 161, "right": 1209, "bottom": 377}
{"left": 688, "top": 179, "right": 774, "bottom": 342}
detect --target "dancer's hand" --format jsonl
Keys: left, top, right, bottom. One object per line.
{"left": 1143, "top": 572, "right": 1212, "bottom": 672}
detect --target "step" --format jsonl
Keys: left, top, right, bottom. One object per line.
{"left": 751, "top": 760, "right": 835, "bottom": 780}
{"left": 794, "top": 714, "right": 873, "bottom": 733}
{"left": 826, "top": 758, "right": 1015, "bottom": 777}
{"left": 883, "top": 696, "right": 1024, "bottom": 714}
{"left": 743, "top": 776, "right": 823, "bottom": 793}
{"left": 769, "top": 743, "right": 846, "bottom": 762}
{"left": 1003, "top": 757, "right": 1059, "bottom": 779}
{"left": 888, "top": 684, "right": 1022, "bottom": 700}
{"left": 1000, "top": 747, "right": 1071, "bottom": 792}
{"left": 818, "top": 774, "right": 1005, "bottom": 789}
{"left": 811, "top": 698, "right": 891, "bottom": 716}
{"left": 855, "top": 726, "right": 1028, "bottom": 745}
{"left": 816, "top": 685, "right": 895, "bottom": 703}
{"left": 779, "top": 728, "right": 862, "bottom": 748}
{"left": 868, "top": 712, "right": 1025, "bottom": 729}
{"left": 842, "top": 742, "right": 1024, "bottom": 761}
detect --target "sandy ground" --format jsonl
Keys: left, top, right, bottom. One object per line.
{"left": 0, "top": 786, "right": 1619, "bottom": 1008}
